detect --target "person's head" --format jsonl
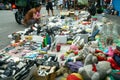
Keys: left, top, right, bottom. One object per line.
{"left": 35, "top": 3, "right": 42, "bottom": 11}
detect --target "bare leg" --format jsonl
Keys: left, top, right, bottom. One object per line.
{"left": 59, "top": 5, "right": 61, "bottom": 12}
{"left": 47, "top": 10, "right": 50, "bottom": 16}
{"left": 51, "top": 10, "right": 54, "bottom": 16}
{"left": 59, "top": 5, "right": 62, "bottom": 12}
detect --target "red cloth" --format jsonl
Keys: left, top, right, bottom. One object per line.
{"left": 97, "top": 55, "right": 107, "bottom": 61}
{"left": 107, "top": 57, "right": 120, "bottom": 70}
{"left": 104, "top": 0, "right": 111, "bottom": 3}
{"left": 95, "top": 49, "right": 106, "bottom": 61}
{"left": 92, "top": 64, "right": 97, "bottom": 72}
{"left": 95, "top": 49, "right": 103, "bottom": 53}
{"left": 67, "top": 74, "right": 82, "bottom": 80}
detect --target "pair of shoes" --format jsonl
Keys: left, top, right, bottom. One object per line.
{"left": 48, "top": 14, "right": 50, "bottom": 16}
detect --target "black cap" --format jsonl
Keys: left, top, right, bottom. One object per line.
{"left": 34, "top": 3, "right": 41, "bottom": 8}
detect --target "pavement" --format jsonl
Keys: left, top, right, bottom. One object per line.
{"left": 0, "top": 10, "right": 25, "bottom": 49}
{"left": 106, "top": 14, "right": 120, "bottom": 23}
{"left": 104, "top": 14, "right": 120, "bottom": 36}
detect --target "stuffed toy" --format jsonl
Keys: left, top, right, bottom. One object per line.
{"left": 63, "top": 41, "right": 102, "bottom": 64}
{"left": 92, "top": 48, "right": 107, "bottom": 61}
{"left": 94, "top": 52, "right": 107, "bottom": 61}
{"left": 76, "top": 41, "right": 99, "bottom": 60}
{"left": 69, "top": 41, "right": 105, "bottom": 63}
{"left": 60, "top": 50, "right": 74, "bottom": 61}
{"left": 84, "top": 54, "right": 98, "bottom": 66}
{"left": 78, "top": 61, "right": 112, "bottom": 80}
{"left": 68, "top": 45, "right": 90, "bottom": 62}
{"left": 66, "top": 73, "right": 83, "bottom": 80}
{"left": 66, "top": 49, "right": 87, "bottom": 63}
{"left": 85, "top": 41, "right": 107, "bottom": 61}
{"left": 70, "top": 44, "right": 79, "bottom": 51}
{"left": 88, "top": 40, "right": 99, "bottom": 48}
{"left": 61, "top": 42, "right": 88, "bottom": 62}
{"left": 84, "top": 40, "right": 99, "bottom": 54}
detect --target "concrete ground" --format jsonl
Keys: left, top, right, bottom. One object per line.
{"left": 104, "top": 14, "right": 120, "bottom": 36}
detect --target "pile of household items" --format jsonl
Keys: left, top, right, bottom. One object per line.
{"left": 1, "top": 10, "right": 120, "bottom": 80}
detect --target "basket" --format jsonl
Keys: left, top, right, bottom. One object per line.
{"left": 15, "top": 0, "right": 27, "bottom": 7}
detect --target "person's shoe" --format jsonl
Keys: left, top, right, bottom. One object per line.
{"left": 48, "top": 14, "right": 50, "bottom": 16}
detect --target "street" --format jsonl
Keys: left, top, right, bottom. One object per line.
{"left": 0, "top": 10, "right": 25, "bottom": 49}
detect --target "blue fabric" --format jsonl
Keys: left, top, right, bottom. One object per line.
{"left": 47, "top": 36, "right": 51, "bottom": 45}
{"left": 92, "top": 29, "right": 100, "bottom": 37}
{"left": 112, "top": 0, "right": 120, "bottom": 16}
{"left": 104, "top": 48, "right": 109, "bottom": 54}
{"left": 113, "top": 54, "right": 120, "bottom": 66}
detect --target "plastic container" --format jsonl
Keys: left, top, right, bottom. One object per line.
{"left": 56, "top": 43, "right": 61, "bottom": 52}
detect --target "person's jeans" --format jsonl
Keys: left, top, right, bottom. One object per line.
{"left": 65, "top": 1, "right": 70, "bottom": 10}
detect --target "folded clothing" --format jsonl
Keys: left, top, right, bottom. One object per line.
{"left": 67, "top": 61, "right": 83, "bottom": 72}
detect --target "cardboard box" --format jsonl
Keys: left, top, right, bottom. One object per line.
{"left": 32, "top": 66, "right": 56, "bottom": 80}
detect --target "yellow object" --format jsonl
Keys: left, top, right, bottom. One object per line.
{"left": 64, "top": 52, "right": 69, "bottom": 57}
{"left": 61, "top": 77, "right": 66, "bottom": 80}
{"left": 61, "top": 73, "right": 83, "bottom": 80}
{"left": 25, "top": 36, "right": 32, "bottom": 40}
{"left": 67, "top": 41, "right": 73, "bottom": 44}
{"left": 62, "top": 26, "right": 69, "bottom": 30}
{"left": 86, "top": 29, "right": 92, "bottom": 33}
{"left": 72, "top": 73, "right": 83, "bottom": 80}
{"left": 60, "top": 11, "right": 69, "bottom": 16}
{"left": 95, "top": 35, "right": 100, "bottom": 39}
{"left": 38, "top": 51, "right": 47, "bottom": 54}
